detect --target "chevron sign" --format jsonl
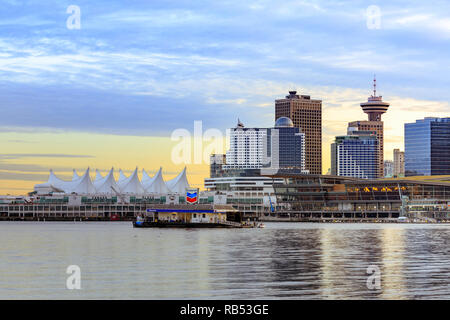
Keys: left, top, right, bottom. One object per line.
{"left": 186, "top": 189, "right": 198, "bottom": 204}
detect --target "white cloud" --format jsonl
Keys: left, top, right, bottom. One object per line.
{"left": 384, "top": 10, "right": 450, "bottom": 39}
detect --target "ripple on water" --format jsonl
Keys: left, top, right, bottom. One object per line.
{"left": 0, "top": 222, "right": 449, "bottom": 299}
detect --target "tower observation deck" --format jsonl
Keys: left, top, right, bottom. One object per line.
{"left": 360, "top": 77, "right": 390, "bottom": 121}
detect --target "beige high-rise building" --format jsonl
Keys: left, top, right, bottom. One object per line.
{"left": 275, "top": 91, "right": 322, "bottom": 174}
{"left": 393, "top": 149, "right": 405, "bottom": 176}
{"left": 349, "top": 78, "right": 390, "bottom": 178}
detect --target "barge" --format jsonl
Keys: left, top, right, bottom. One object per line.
{"left": 132, "top": 206, "right": 263, "bottom": 228}
{"left": 133, "top": 220, "right": 243, "bottom": 228}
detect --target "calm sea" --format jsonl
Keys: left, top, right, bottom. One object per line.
{"left": 0, "top": 222, "right": 449, "bottom": 299}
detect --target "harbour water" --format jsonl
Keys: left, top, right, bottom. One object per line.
{"left": 0, "top": 222, "right": 449, "bottom": 299}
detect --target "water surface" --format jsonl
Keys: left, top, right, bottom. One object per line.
{"left": 0, "top": 222, "right": 449, "bottom": 299}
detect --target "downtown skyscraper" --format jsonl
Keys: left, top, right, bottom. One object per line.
{"left": 275, "top": 91, "right": 322, "bottom": 174}
{"left": 223, "top": 118, "right": 307, "bottom": 172}
{"left": 348, "top": 78, "right": 389, "bottom": 178}
{"left": 331, "top": 127, "right": 378, "bottom": 179}
{"left": 405, "top": 117, "right": 450, "bottom": 176}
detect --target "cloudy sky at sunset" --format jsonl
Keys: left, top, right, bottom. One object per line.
{"left": 0, "top": 0, "right": 449, "bottom": 194}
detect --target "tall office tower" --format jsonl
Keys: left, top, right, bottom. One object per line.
{"left": 210, "top": 154, "right": 226, "bottom": 178}
{"left": 269, "top": 117, "right": 307, "bottom": 171}
{"left": 348, "top": 77, "right": 390, "bottom": 178}
{"left": 393, "top": 149, "right": 405, "bottom": 177}
{"left": 384, "top": 160, "right": 394, "bottom": 177}
{"left": 330, "top": 127, "right": 378, "bottom": 179}
{"left": 224, "top": 119, "right": 268, "bottom": 170}
{"left": 404, "top": 117, "right": 450, "bottom": 176}
{"left": 275, "top": 91, "right": 322, "bottom": 174}
{"left": 223, "top": 118, "right": 307, "bottom": 172}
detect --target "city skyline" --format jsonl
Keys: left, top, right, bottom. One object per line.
{"left": 1, "top": 1, "right": 449, "bottom": 194}
{"left": 1, "top": 0, "right": 450, "bottom": 305}
{"left": 1, "top": 83, "right": 448, "bottom": 194}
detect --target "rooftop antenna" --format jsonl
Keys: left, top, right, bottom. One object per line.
{"left": 373, "top": 74, "right": 377, "bottom": 97}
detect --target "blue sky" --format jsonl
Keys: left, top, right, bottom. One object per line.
{"left": 0, "top": 0, "right": 449, "bottom": 135}
{"left": 0, "top": 0, "right": 449, "bottom": 192}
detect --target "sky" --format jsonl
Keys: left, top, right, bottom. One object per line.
{"left": 0, "top": 0, "right": 449, "bottom": 194}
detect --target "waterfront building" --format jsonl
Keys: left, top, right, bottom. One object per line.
{"left": 224, "top": 118, "right": 307, "bottom": 172}
{"left": 204, "top": 174, "right": 284, "bottom": 217}
{"left": 3, "top": 171, "right": 449, "bottom": 222}
{"left": 405, "top": 117, "right": 450, "bottom": 176}
{"left": 393, "top": 149, "right": 405, "bottom": 177}
{"left": 348, "top": 77, "right": 390, "bottom": 178}
{"left": 275, "top": 91, "right": 322, "bottom": 174}
{"left": 330, "top": 127, "right": 378, "bottom": 179}
{"left": 0, "top": 197, "right": 239, "bottom": 223}
{"left": 263, "top": 170, "right": 450, "bottom": 222}
{"left": 33, "top": 167, "right": 189, "bottom": 195}
{"left": 384, "top": 160, "right": 394, "bottom": 177}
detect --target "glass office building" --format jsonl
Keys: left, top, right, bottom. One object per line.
{"left": 405, "top": 117, "right": 450, "bottom": 176}
{"left": 331, "top": 131, "right": 378, "bottom": 179}
{"left": 269, "top": 117, "right": 306, "bottom": 170}
{"left": 224, "top": 117, "right": 307, "bottom": 172}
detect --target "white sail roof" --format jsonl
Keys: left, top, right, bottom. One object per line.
{"left": 141, "top": 169, "right": 152, "bottom": 183}
{"left": 118, "top": 169, "right": 130, "bottom": 187}
{"left": 34, "top": 169, "right": 66, "bottom": 193}
{"left": 93, "top": 169, "right": 107, "bottom": 188}
{"left": 65, "top": 168, "right": 97, "bottom": 194}
{"left": 72, "top": 169, "right": 81, "bottom": 181}
{"left": 95, "top": 168, "right": 120, "bottom": 194}
{"left": 143, "top": 167, "right": 171, "bottom": 194}
{"left": 35, "top": 168, "right": 97, "bottom": 194}
{"left": 34, "top": 167, "right": 191, "bottom": 196}
{"left": 120, "top": 168, "right": 145, "bottom": 194}
{"left": 166, "top": 167, "right": 190, "bottom": 194}
{"left": 94, "top": 169, "right": 104, "bottom": 182}
{"left": 49, "top": 170, "right": 66, "bottom": 187}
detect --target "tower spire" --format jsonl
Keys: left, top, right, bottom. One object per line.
{"left": 360, "top": 75, "right": 389, "bottom": 122}
{"left": 373, "top": 74, "right": 377, "bottom": 97}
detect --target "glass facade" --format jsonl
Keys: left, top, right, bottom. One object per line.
{"left": 405, "top": 118, "right": 450, "bottom": 176}
{"left": 270, "top": 172, "right": 450, "bottom": 220}
{"left": 331, "top": 134, "right": 378, "bottom": 179}
{"left": 276, "top": 127, "right": 305, "bottom": 169}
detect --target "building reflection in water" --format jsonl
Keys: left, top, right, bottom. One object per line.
{"left": 1, "top": 223, "right": 449, "bottom": 299}
{"left": 318, "top": 226, "right": 384, "bottom": 299}
{"left": 208, "top": 228, "right": 324, "bottom": 299}
{"left": 264, "top": 229, "right": 324, "bottom": 298}
{"left": 379, "top": 226, "right": 406, "bottom": 299}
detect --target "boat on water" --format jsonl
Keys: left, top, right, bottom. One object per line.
{"left": 133, "top": 220, "right": 241, "bottom": 228}
{"left": 132, "top": 206, "right": 264, "bottom": 229}
{"left": 134, "top": 220, "right": 265, "bottom": 229}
